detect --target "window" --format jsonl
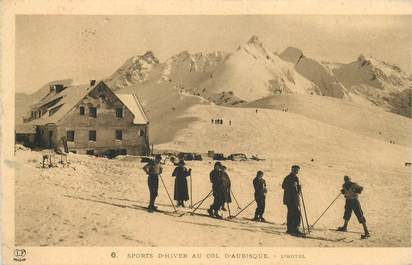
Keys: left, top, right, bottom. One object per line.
{"left": 89, "top": 130, "right": 96, "bottom": 141}
{"left": 67, "top": 131, "right": 75, "bottom": 142}
{"left": 80, "top": 106, "right": 85, "bottom": 115}
{"left": 116, "top": 107, "right": 123, "bottom": 118}
{"left": 115, "top": 130, "right": 123, "bottom": 140}
{"left": 89, "top": 107, "right": 97, "bottom": 118}
{"left": 49, "top": 131, "right": 53, "bottom": 138}
{"left": 139, "top": 129, "right": 145, "bottom": 137}
{"left": 86, "top": 149, "right": 94, "bottom": 155}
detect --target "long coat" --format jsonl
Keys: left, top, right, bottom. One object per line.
{"left": 222, "top": 172, "right": 232, "bottom": 203}
{"left": 172, "top": 166, "right": 190, "bottom": 201}
{"left": 282, "top": 174, "right": 300, "bottom": 206}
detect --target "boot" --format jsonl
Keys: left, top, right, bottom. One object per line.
{"left": 361, "top": 222, "right": 370, "bottom": 239}
{"left": 337, "top": 226, "right": 347, "bottom": 232}
{"left": 207, "top": 208, "right": 214, "bottom": 216}
{"left": 260, "top": 216, "right": 266, "bottom": 222}
{"left": 214, "top": 211, "right": 223, "bottom": 219}
{"left": 337, "top": 220, "right": 349, "bottom": 232}
{"left": 252, "top": 215, "right": 260, "bottom": 221}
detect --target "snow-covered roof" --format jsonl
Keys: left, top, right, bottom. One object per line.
{"left": 25, "top": 82, "right": 98, "bottom": 126}
{"left": 115, "top": 93, "right": 149, "bottom": 124}
{"left": 25, "top": 81, "right": 148, "bottom": 126}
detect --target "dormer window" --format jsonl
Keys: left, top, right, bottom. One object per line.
{"left": 80, "top": 106, "right": 85, "bottom": 115}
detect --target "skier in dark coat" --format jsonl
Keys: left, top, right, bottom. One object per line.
{"left": 282, "top": 165, "right": 304, "bottom": 236}
{"left": 143, "top": 154, "right": 163, "bottom": 212}
{"left": 220, "top": 166, "right": 232, "bottom": 211}
{"left": 338, "top": 175, "right": 370, "bottom": 239}
{"left": 208, "top": 162, "right": 224, "bottom": 218}
{"left": 253, "top": 171, "right": 267, "bottom": 222}
{"left": 172, "top": 160, "right": 191, "bottom": 207}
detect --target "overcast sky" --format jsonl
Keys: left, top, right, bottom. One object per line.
{"left": 16, "top": 15, "right": 411, "bottom": 94}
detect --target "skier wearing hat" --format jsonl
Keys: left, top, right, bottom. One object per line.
{"left": 208, "top": 162, "right": 224, "bottom": 218}
{"left": 143, "top": 154, "right": 163, "bottom": 212}
{"left": 253, "top": 171, "right": 267, "bottom": 222}
{"left": 172, "top": 160, "right": 191, "bottom": 207}
{"left": 282, "top": 165, "right": 304, "bottom": 236}
{"left": 338, "top": 175, "right": 370, "bottom": 239}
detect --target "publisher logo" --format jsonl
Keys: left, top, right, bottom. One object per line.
{"left": 14, "top": 249, "right": 26, "bottom": 262}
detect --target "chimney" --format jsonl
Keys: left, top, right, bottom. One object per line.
{"left": 55, "top": 84, "right": 65, "bottom": 93}
{"left": 90, "top": 80, "right": 96, "bottom": 86}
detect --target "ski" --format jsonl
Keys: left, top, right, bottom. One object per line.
{"left": 298, "top": 234, "right": 354, "bottom": 243}
{"left": 310, "top": 226, "right": 364, "bottom": 235}
{"left": 241, "top": 217, "right": 277, "bottom": 225}
{"left": 137, "top": 205, "right": 186, "bottom": 217}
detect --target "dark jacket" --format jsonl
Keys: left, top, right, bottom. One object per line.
{"left": 143, "top": 160, "right": 162, "bottom": 176}
{"left": 172, "top": 166, "right": 190, "bottom": 201}
{"left": 282, "top": 173, "right": 300, "bottom": 206}
{"left": 341, "top": 181, "right": 363, "bottom": 200}
{"left": 253, "top": 177, "right": 267, "bottom": 200}
{"left": 210, "top": 169, "right": 223, "bottom": 196}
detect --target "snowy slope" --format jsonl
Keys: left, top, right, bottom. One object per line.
{"left": 246, "top": 94, "right": 412, "bottom": 147}
{"left": 280, "top": 47, "right": 348, "bottom": 99}
{"left": 15, "top": 100, "right": 412, "bottom": 247}
{"left": 332, "top": 55, "right": 412, "bottom": 117}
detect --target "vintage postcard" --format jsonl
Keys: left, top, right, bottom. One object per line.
{"left": 1, "top": 0, "right": 412, "bottom": 264}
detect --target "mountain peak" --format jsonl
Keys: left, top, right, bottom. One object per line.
{"left": 279, "top": 47, "right": 304, "bottom": 64}
{"left": 247, "top": 35, "right": 263, "bottom": 47}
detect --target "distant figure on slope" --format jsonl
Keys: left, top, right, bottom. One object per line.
{"left": 220, "top": 166, "right": 232, "bottom": 212}
{"left": 208, "top": 162, "right": 224, "bottom": 219}
{"left": 172, "top": 160, "right": 191, "bottom": 207}
{"left": 337, "top": 176, "right": 370, "bottom": 239}
{"left": 253, "top": 171, "right": 267, "bottom": 222}
{"left": 282, "top": 165, "right": 304, "bottom": 236}
{"left": 143, "top": 154, "right": 163, "bottom": 212}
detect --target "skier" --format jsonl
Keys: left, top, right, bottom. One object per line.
{"left": 220, "top": 165, "right": 232, "bottom": 212}
{"left": 253, "top": 171, "right": 267, "bottom": 222}
{"left": 337, "top": 175, "right": 370, "bottom": 239}
{"left": 208, "top": 162, "right": 224, "bottom": 218}
{"left": 282, "top": 165, "right": 304, "bottom": 236}
{"left": 143, "top": 154, "right": 163, "bottom": 212}
{"left": 172, "top": 160, "right": 191, "bottom": 207}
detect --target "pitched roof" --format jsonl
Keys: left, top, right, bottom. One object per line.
{"left": 25, "top": 82, "right": 97, "bottom": 126}
{"left": 115, "top": 93, "right": 149, "bottom": 124}
{"left": 24, "top": 81, "right": 149, "bottom": 126}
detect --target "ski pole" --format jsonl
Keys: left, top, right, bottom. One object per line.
{"left": 189, "top": 171, "right": 193, "bottom": 208}
{"left": 233, "top": 199, "right": 255, "bottom": 218}
{"left": 230, "top": 189, "right": 242, "bottom": 209}
{"left": 191, "top": 190, "right": 213, "bottom": 214}
{"left": 300, "top": 186, "right": 310, "bottom": 234}
{"left": 192, "top": 190, "right": 212, "bottom": 207}
{"left": 159, "top": 174, "right": 177, "bottom": 212}
{"left": 310, "top": 193, "right": 342, "bottom": 228}
{"left": 227, "top": 202, "right": 232, "bottom": 218}
{"left": 298, "top": 203, "right": 306, "bottom": 235}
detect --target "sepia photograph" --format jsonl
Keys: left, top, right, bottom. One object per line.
{"left": 1, "top": 1, "right": 412, "bottom": 264}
